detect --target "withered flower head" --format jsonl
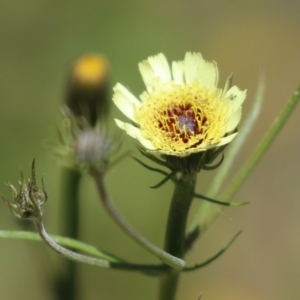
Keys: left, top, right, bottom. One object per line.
{"left": 2, "top": 159, "right": 47, "bottom": 221}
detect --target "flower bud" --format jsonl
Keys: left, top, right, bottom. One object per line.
{"left": 66, "top": 54, "right": 109, "bottom": 126}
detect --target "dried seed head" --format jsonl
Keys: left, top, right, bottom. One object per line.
{"left": 2, "top": 159, "right": 47, "bottom": 221}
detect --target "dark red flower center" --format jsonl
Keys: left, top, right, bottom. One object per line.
{"left": 158, "top": 103, "right": 207, "bottom": 144}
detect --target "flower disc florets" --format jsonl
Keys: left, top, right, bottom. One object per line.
{"left": 113, "top": 52, "right": 246, "bottom": 157}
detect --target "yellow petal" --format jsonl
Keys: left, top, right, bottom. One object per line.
{"left": 184, "top": 52, "right": 219, "bottom": 88}
{"left": 172, "top": 60, "right": 184, "bottom": 84}
{"left": 138, "top": 60, "right": 155, "bottom": 93}
{"left": 226, "top": 107, "right": 242, "bottom": 132}
{"left": 113, "top": 83, "right": 140, "bottom": 122}
{"left": 147, "top": 53, "right": 171, "bottom": 83}
{"left": 216, "top": 132, "right": 238, "bottom": 146}
{"left": 114, "top": 119, "right": 156, "bottom": 150}
{"left": 225, "top": 86, "right": 247, "bottom": 110}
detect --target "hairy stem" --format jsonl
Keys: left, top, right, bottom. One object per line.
{"left": 34, "top": 220, "right": 167, "bottom": 274}
{"left": 35, "top": 220, "right": 110, "bottom": 268}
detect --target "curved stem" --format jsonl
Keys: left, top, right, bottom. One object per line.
{"left": 35, "top": 220, "right": 110, "bottom": 268}
{"left": 0, "top": 230, "right": 122, "bottom": 262}
{"left": 33, "top": 220, "right": 167, "bottom": 275}
{"left": 159, "top": 171, "right": 197, "bottom": 300}
{"left": 90, "top": 169, "right": 185, "bottom": 270}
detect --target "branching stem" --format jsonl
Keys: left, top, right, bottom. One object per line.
{"left": 33, "top": 220, "right": 167, "bottom": 275}
{"left": 90, "top": 169, "right": 185, "bottom": 270}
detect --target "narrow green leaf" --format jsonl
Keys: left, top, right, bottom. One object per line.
{"left": 194, "top": 192, "right": 249, "bottom": 206}
{"left": 202, "top": 154, "right": 224, "bottom": 170}
{"left": 220, "top": 84, "right": 300, "bottom": 203}
{"left": 0, "top": 230, "right": 122, "bottom": 262}
{"left": 184, "top": 230, "right": 242, "bottom": 271}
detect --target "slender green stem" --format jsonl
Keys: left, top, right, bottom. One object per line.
{"left": 207, "top": 71, "right": 265, "bottom": 198}
{"left": 55, "top": 169, "right": 81, "bottom": 300}
{"left": 33, "top": 220, "right": 166, "bottom": 274}
{"left": 35, "top": 220, "right": 109, "bottom": 268}
{"left": 159, "top": 171, "right": 197, "bottom": 300}
{"left": 221, "top": 85, "right": 300, "bottom": 201}
{"left": 0, "top": 230, "right": 122, "bottom": 262}
{"left": 90, "top": 169, "right": 185, "bottom": 270}
{"left": 220, "top": 84, "right": 300, "bottom": 202}
{"left": 61, "top": 169, "right": 81, "bottom": 242}
{"left": 193, "top": 82, "right": 300, "bottom": 234}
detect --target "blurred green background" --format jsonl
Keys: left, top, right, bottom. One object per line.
{"left": 0, "top": 0, "right": 300, "bottom": 299}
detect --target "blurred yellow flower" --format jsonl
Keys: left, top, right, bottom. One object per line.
{"left": 113, "top": 53, "right": 246, "bottom": 157}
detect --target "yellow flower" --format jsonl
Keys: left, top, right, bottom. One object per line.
{"left": 113, "top": 52, "right": 246, "bottom": 157}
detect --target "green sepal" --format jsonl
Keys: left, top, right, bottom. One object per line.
{"left": 137, "top": 147, "right": 168, "bottom": 167}
{"left": 131, "top": 156, "right": 170, "bottom": 177}
{"left": 183, "top": 230, "right": 242, "bottom": 271}
{"left": 149, "top": 171, "right": 177, "bottom": 189}
{"left": 202, "top": 153, "right": 224, "bottom": 170}
{"left": 194, "top": 192, "right": 250, "bottom": 207}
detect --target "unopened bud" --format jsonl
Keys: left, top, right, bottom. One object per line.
{"left": 66, "top": 54, "right": 109, "bottom": 126}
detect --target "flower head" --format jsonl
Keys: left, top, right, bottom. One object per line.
{"left": 53, "top": 107, "right": 114, "bottom": 173}
{"left": 113, "top": 52, "right": 246, "bottom": 157}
